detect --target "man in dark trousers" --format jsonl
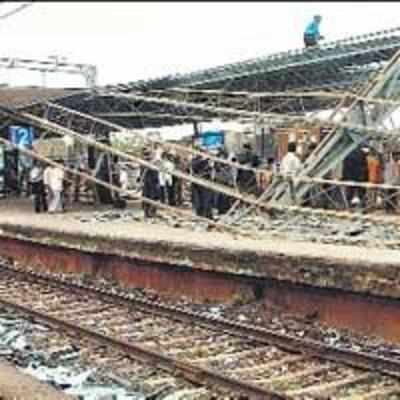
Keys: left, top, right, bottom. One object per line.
{"left": 342, "top": 145, "right": 369, "bottom": 208}
{"left": 29, "top": 159, "right": 48, "bottom": 213}
{"left": 237, "top": 144, "right": 259, "bottom": 195}
{"left": 214, "top": 150, "right": 234, "bottom": 215}
{"left": 191, "top": 151, "right": 213, "bottom": 219}
{"left": 140, "top": 149, "right": 160, "bottom": 218}
{"left": 172, "top": 153, "right": 183, "bottom": 206}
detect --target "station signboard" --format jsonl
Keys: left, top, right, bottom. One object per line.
{"left": 9, "top": 126, "right": 34, "bottom": 149}
{"left": 201, "top": 130, "right": 224, "bottom": 150}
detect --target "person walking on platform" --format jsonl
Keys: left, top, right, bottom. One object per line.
{"left": 342, "top": 145, "right": 369, "bottom": 208}
{"left": 214, "top": 151, "right": 235, "bottom": 215}
{"left": 141, "top": 149, "right": 160, "bottom": 218}
{"left": 280, "top": 142, "right": 302, "bottom": 204}
{"left": 172, "top": 153, "right": 183, "bottom": 207}
{"left": 29, "top": 160, "right": 47, "bottom": 213}
{"left": 44, "top": 161, "right": 65, "bottom": 213}
{"left": 280, "top": 142, "right": 302, "bottom": 177}
{"left": 304, "top": 15, "right": 324, "bottom": 48}
{"left": 73, "top": 160, "right": 86, "bottom": 203}
{"left": 367, "top": 148, "right": 383, "bottom": 208}
{"left": 237, "top": 143, "right": 260, "bottom": 195}
{"left": 383, "top": 152, "right": 400, "bottom": 213}
{"left": 43, "top": 164, "right": 53, "bottom": 211}
{"left": 159, "top": 152, "right": 175, "bottom": 206}
{"left": 191, "top": 151, "right": 213, "bottom": 219}
{"left": 120, "top": 166, "right": 129, "bottom": 193}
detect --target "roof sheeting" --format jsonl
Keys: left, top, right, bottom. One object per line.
{"left": 0, "top": 87, "right": 77, "bottom": 109}
{"left": 116, "top": 26, "right": 400, "bottom": 93}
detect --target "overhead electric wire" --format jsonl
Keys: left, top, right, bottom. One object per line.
{"left": 0, "top": 2, "right": 33, "bottom": 21}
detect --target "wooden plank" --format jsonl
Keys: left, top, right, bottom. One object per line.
{"left": 157, "top": 334, "right": 206, "bottom": 347}
{"left": 252, "top": 364, "right": 333, "bottom": 385}
{"left": 345, "top": 385, "right": 400, "bottom": 400}
{"left": 190, "top": 346, "right": 271, "bottom": 364}
{"left": 286, "top": 372, "right": 373, "bottom": 397}
{"left": 143, "top": 377, "right": 176, "bottom": 386}
{"left": 231, "top": 354, "right": 308, "bottom": 375}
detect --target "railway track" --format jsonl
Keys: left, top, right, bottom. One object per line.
{"left": 0, "top": 261, "right": 399, "bottom": 399}
{"left": 0, "top": 308, "right": 204, "bottom": 399}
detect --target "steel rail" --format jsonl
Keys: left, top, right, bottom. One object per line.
{"left": 2, "top": 262, "right": 400, "bottom": 380}
{"left": 0, "top": 270, "right": 290, "bottom": 400}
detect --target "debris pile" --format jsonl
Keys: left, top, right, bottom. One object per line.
{"left": 67, "top": 207, "right": 400, "bottom": 250}
{"left": 0, "top": 312, "right": 145, "bottom": 400}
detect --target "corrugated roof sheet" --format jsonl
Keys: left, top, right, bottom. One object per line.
{"left": 0, "top": 87, "right": 75, "bottom": 109}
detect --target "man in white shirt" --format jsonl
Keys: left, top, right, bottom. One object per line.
{"left": 43, "top": 164, "right": 53, "bottom": 210}
{"left": 29, "top": 160, "right": 47, "bottom": 213}
{"left": 280, "top": 142, "right": 302, "bottom": 205}
{"left": 159, "top": 152, "right": 175, "bottom": 205}
{"left": 280, "top": 142, "right": 302, "bottom": 177}
{"left": 44, "top": 162, "right": 65, "bottom": 213}
{"left": 120, "top": 167, "right": 129, "bottom": 192}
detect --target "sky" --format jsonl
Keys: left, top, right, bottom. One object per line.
{"left": 1, "top": 2, "right": 400, "bottom": 88}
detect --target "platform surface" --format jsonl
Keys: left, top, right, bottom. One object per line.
{"left": 0, "top": 198, "right": 399, "bottom": 299}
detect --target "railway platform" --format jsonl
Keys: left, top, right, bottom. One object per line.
{"left": 0, "top": 198, "right": 400, "bottom": 342}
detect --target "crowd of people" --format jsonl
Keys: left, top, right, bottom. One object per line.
{"left": 340, "top": 145, "right": 400, "bottom": 212}
{"left": 2, "top": 135, "right": 400, "bottom": 217}
{"left": 140, "top": 144, "right": 263, "bottom": 220}
{"left": 279, "top": 140, "right": 400, "bottom": 212}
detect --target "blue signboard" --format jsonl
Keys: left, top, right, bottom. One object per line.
{"left": 9, "top": 125, "right": 34, "bottom": 148}
{"left": 201, "top": 130, "right": 224, "bottom": 149}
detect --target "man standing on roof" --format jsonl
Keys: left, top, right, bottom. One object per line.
{"left": 304, "top": 15, "right": 324, "bottom": 48}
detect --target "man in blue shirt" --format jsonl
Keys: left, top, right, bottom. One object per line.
{"left": 304, "top": 15, "right": 324, "bottom": 48}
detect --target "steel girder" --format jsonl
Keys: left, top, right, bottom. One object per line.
{"left": 0, "top": 57, "right": 97, "bottom": 88}
{"left": 88, "top": 28, "right": 400, "bottom": 129}
{"left": 266, "top": 50, "right": 400, "bottom": 205}
{"left": 113, "top": 27, "right": 400, "bottom": 93}
{"left": 5, "top": 28, "right": 400, "bottom": 132}
{"left": 72, "top": 65, "right": 373, "bottom": 129}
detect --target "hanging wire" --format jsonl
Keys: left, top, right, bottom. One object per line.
{"left": 0, "top": 2, "right": 33, "bottom": 21}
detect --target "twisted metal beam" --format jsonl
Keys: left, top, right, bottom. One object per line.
{"left": 114, "top": 26, "right": 400, "bottom": 92}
